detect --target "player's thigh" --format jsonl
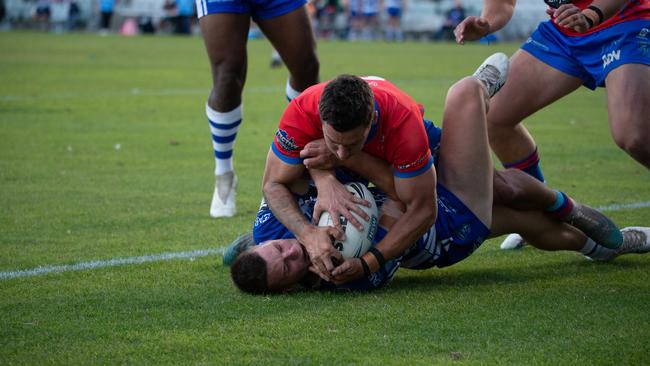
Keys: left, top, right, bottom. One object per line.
{"left": 437, "top": 77, "right": 493, "bottom": 225}
{"left": 199, "top": 13, "right": 250, "bottom": 71}
{"left": 488, "top": 49, "right": 583, "bottom": 128}
{"left": 605, "top": 64, "right": 650, "bottom": 145}
{"left": 257, "top": 7, "right": 318, "bottom": 81}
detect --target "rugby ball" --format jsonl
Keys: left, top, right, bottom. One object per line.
{"left": 317, "top": 182, "right": 379, "bottom": 258}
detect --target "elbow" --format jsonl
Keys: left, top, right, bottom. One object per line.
{"left": 422, "top": 204, "right": 437, "bottom": 229}
{"left": 411, "top": 200, "right": 437, "bottom": 232}
{"left": 262, "top": 181, "right": 275, "bottom": 200}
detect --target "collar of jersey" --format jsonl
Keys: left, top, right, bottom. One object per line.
{"left": 364, "top": 100, "right": 380, "bottom": 145}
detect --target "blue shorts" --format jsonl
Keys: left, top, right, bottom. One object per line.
{"left": 400, "top": 184, "right": 490, "bottom": 270}
{"left": 522, "top": 19, "right": 650, "bottom": 89}
{"left": 196, "top": 0, "right": 306, "bottom": 20}
{"left": 386, "top": 7, "right": 401, "bottom": 17}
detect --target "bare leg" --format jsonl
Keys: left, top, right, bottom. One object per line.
{"left": 257, "top": 6, "right": 320, "bottom": 92}
{"left": 493, "top": 169, "right": 556, "bottom": 210}
{"left": 491, "top": 205, "right": 585, "bottom": 251}
{"left": 487, "top": 50, "right": 583, "bottom": 163}
{"left": 438, "top": 76, "right": 494, "bottom": 227}
{"left": 605, "top": 64, "right": 650, "bottom": 170}
{"left": 199, "top": 14, "right": 250, "bottom": 217}
{"left": 199, "top": 14, "right": 250, "bottom": 111}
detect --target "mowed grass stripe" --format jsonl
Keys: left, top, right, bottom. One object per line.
{"left": 0, "top": 200, "right": 649, "bottom": 281}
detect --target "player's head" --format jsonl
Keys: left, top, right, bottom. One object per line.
{"left": 230, "top": 239, "right": 310, "bottom": 294}
{"left": 319, "top": 75, "right": 375, "bottom": 160}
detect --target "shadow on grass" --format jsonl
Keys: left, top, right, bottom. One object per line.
{"left": 380, "top": 257, "right": 645, "bottom": 293}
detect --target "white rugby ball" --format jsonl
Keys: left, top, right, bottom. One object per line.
{"left": 317, "top": 182, "right": 379, "bottom": 258}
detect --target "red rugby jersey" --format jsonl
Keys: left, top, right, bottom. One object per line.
{"left": 272, "top": 76, "right": 433, "bottom": 178}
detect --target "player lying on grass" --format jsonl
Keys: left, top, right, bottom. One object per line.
{"left": 250, "top": 53, "right": 624, "bottom": 282}
{"left": 227, "top": 55, "right": 650, "bottom": 293}
{"left": 229, "top": 186, "right": 650, "bottom": 293}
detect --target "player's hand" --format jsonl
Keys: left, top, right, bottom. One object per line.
{"left": 312, "top": 178, "right": 371, "bottom": 231}
{"left": 331, "top": 258, "right": 366, "bottom": 284}
{"left": 301, "top": 139, "right": 340, "bottom": 170}
{"left": 454, "top": 16, "right": 490, "bottom": 44}
{"left": 548, "top": 4, "right": 591, "bottom": 33}
{"left": 300, "top": 225, "right": 344, "bottom": 282}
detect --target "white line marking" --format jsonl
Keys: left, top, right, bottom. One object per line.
{"left": 0, "top": 247, "right": 226, "bottom": 281}
{"left": 1, "top": 200, "right": 649, "bottom": 281}
{"left": 597, "top": 201, "right": 650, "bottom": 212}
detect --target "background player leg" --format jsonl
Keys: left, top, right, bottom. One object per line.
{"left": 605, "top": 64, "right": 650, "bottom": 170}
{"left": 488, "top": 50, "right": 583, "bottom": 249}
{"left": 199, "top": 14, "right": 250, "bottom": 218}
{"left": 257, "top": 6, "right": 320, "bottom": 101}
{"left": 487, "top": 50, "right": 583, "bottom": 182}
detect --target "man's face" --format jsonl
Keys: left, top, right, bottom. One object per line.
{"left": 322, "top": 117, "right": 373, "bottom": 161}
{"left": 255, "top": 239, "right": 310, "bottom": 291}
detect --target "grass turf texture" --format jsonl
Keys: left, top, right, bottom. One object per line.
{"left": 1, "top": 31, "right": 649, "bottom": 365}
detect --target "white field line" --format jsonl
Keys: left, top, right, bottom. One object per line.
{"left": 1, "top": 200, "right": 649, "bottom": 281}
{"left": 0, "top": 248, "right": 226, "bottom": 281}
{"left": 597, "top": 201, "right": 650, "bottom": 212}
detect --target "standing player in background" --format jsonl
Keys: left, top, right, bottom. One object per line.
{"left": 454, "top": 0, "right": 650, "bottom": 249}
{"left": 384, "top": 0, "right": 405, "bottom": 42}
{"left": 98, "top": 0, "right": 116, "bottom": 35}
{"left": 454, "top": 0, "right": 650, "bottom": 174}
{"left": 361, "top": 0, "right": 380, "bottom": 40}
{"left": 196, "top": 0, "right": 320, "bottom": 218}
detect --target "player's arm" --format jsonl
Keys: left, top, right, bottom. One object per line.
{"left": 299, "top": 140, "right": 371, "bottom": 230}
{"left": 308, "top": 168, "right": 371, "bottom": 231}
{"left": 301, "top": 138, "right": 398, "bottom": 199}
{"left": 339, "top": 150, "right": 398, "bottom": 200}
{"left": 332, "top": 166, "right": 437, "bottom": 283}
{"left": 262, "top": 149, "right": 344, "bottom": 281}
{"left": 454, "top": 0, "right": 516, "bottom": 43}
{"left": 551, "top": 0, "right": 629, "bottom": 32}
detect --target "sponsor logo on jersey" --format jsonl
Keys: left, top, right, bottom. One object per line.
{"left": 602, "top": 49, "right": 621, "bottom": 68}
{"left": 397, "top": 153, "right": 428, "bottom": 171}
{"left": 275, "top": 129, "right": 298, "bottom": 153}
{"left": 254, "top": 212, "right": 272, "bottom": 227}
{"left": 525, "top": 37, "right": 550, "bottom": 52}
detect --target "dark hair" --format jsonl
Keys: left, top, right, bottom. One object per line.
{"left": 319, "top": 75, "right": 374, "bottom": 132}
{"left": 230, "top": 251, "right": 269, "bottom": 294}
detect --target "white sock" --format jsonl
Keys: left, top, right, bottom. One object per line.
{"left": 286, "top": 79, "right": 301, "bottom": 101}
{"left": 206, "top": 104, "right": 242, "bottom": 176}
{"left": 580, "top": 237, "right": 616, "bottom": 260}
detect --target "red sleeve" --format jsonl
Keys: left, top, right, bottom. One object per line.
{"left": 272, "top": 101, "right": 320, "bottom": 164}
{"left": 386, "top": 107, "right": 433, "bottom": 178}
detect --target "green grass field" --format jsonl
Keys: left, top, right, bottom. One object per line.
{"left": 1, "top": 31, "right": 649, "bottom": 365}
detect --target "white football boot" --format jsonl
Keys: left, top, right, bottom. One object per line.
{"left": 597, "top": 226, "right": 650, "bottom": 261}
{"left": 473, "top": 52, "right": 509, "bottom": 98}
{"left": 500, "top": 233, "right": 527, "bottom": 250}
{"left": 210, "top": 171, "right": 237, "bottom": 218}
